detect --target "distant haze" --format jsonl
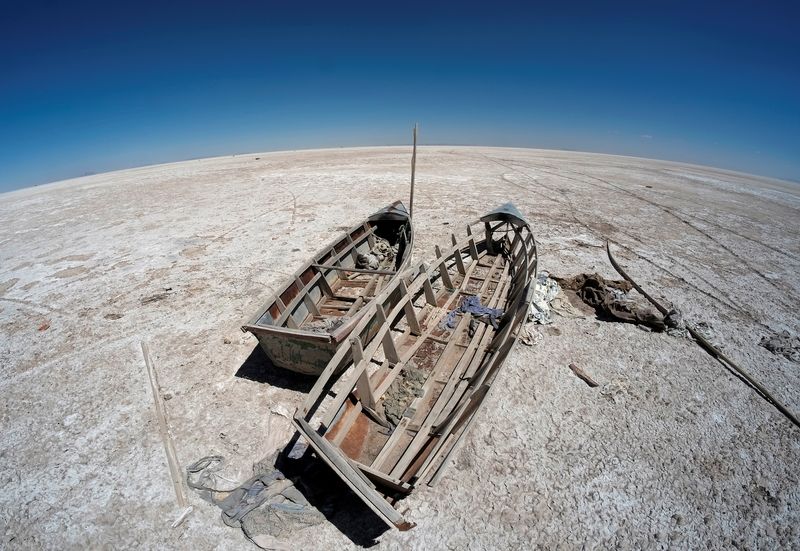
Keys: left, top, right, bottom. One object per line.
{"left": 1, "top": 0, "right": 798, "bottom": 192}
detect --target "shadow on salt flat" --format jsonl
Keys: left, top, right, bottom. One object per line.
{"left": 235, "top": 346, "right": 315, "bottom": 393}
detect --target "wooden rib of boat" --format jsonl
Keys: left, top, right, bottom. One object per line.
{"left": 292, "top": 203, "right": 537, "bottom": 530}
{"left": 242, "top": 201, "right": 414, "bottom": 376}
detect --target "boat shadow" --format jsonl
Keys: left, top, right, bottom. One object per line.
{"left": 236, "top": 349, "right": 392, "bottom": 544}
{"left": 234, "top": 346, "right": 316, "bottom": 393}
{"left": 275, "top": 433, "right": 391, "bottom": 547}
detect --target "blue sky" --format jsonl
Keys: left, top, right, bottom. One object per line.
{"left": 1, "top": 1, "right": 798, "bottom": 191}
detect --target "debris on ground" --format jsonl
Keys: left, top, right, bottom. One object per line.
{"left": 568, "top": 363, "right": 599, "bottom": 387}
{"left": 529, "top": 271, "right": 561, "bottom": 324}
{"left": 518, "top": 324, "right": 543, "bottom": 346}
{"left": 760, "top": 330, "right": 800, "bottom": 362}
{"left": 141, "top": 289, "right": 173, "bottom": 304}
{"left": 520, "top": 271, "right": 583, "bottom": 345}
{"left": 187, "top": 453, "right": 324, "bottom": 549}
{"left": 555, "top": 273, "right": 667, "bottom": 331}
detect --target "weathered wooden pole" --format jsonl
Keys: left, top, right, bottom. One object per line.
{"left": 141, "top": 341, "right": 189, "bottom": 508}
{"left": 409, "top": 124, "right": 417, "bottom": 219}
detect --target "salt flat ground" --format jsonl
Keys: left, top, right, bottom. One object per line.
{"left": 1, "top": 146, "right": 798, "bottom": 550}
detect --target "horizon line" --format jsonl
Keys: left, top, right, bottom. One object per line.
{"left": 2, "top": 143, "right": 798, "bottom": 197}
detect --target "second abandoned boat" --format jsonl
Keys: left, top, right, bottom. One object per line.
{"left": 242, "top": 201, "right": 413, "bottom": 375}
{"left": 293, "top": 204, "right": 537, "bottom": 530}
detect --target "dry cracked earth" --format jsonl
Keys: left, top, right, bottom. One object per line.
{"left": 1, "top": 146, "right": 798, "bottom": 549}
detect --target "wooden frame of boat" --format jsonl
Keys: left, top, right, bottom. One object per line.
{"left": 293, "top": 203, "right": 537, "bottom": 530}
{"left": 242, "top": 201, "right": 414, "bottom": 376}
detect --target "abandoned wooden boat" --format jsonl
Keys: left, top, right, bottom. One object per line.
{"left": 293, "top": 203, "right": 537, "bottom": 530}
{"left": 242, "top": 201, "right": 413, "bottom": 376}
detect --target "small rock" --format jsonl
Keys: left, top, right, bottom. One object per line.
{"left": 223, "top": 337, "right": 232, "bottom": 344}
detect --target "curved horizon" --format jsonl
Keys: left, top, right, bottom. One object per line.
{"left": 3, "top": 143, "right": 797, "bottom": 198}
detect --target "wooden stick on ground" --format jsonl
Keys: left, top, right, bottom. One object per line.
{"left": 141, "top": 341, "right": 189, "bottom": 508}
{"left": 568, "top": 363, "right": 599, "bottom": 387}
{"left": 606, "top": 241, "right": 800, "bottom": 430}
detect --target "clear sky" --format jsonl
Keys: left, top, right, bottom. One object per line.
{"left": 1, "top": 0, "right": 798, "bottom": 192}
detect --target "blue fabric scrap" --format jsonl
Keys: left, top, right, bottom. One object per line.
{"left": 441, "top": 295, "right": 504, "bottom": 330}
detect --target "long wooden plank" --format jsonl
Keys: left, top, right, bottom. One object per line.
{"left": 371, "top": 417, "right": 411, "bottom": 470}
{"left": 316, "top": 258, "right": 460, "bottom": 428}
{"left": 313, "top": 264, "right": 398, "bottom": 276}
{"left": 432, "top": 294, "right": 523, "bottom": 446}
{"left": 306, "top": 231, "right": 500, "bottom": 429}
{"left": 354, "top": 461, "right": 412, "bottom": 494}
{"left": 398, "top": 257, "right": 510, "bottom": 466}
{"left": 141, "top": 341, "right": 188, "bottom": 508}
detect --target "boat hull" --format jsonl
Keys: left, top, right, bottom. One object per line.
{"left": 242, "top": 201, "right": 413, "bottom": 376}
{"left": 249, "top": 329, "right": 338, "bottom": 376}
{"left": 293, "top": 203, "right": 537, "bottom": 529}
